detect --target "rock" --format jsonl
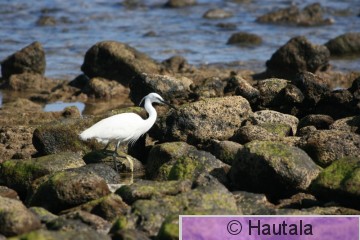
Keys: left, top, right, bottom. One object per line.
{"left": 276, "top": 192, "right": 319, "bottom": 209}
{"left": 297, "top": 125, "right": 317, "bottom": 136}
{"left": 227, "top": 32, "right": 262, "bottom": 46}
{"left": 0, "top": 152, "right": 85, "bottom": 199}
{"left": 0, "top": 186, "right": 19, "bottom": 199}
{"left": 83, "top": 77, "right": 129, "bottom": 99}
{"left": 192, "top": 76, "right": 226, "bottom": 98}
{"left": 146, "top": 142, "right": 229, "bottom": 184}
{"left": 227, "top": 75, "right": 259, "bottom": 102}
{"left": 282, "top": 83, "right": 305, "bottom": 105}
{"left": 203, "top": 9, "right": 233, "bottom": 19}
{"left": 111, "top": 229, "right": 150, "bottom": 240}
{"left": 230, "top": 125, "right": 282, "bottom": 144}
{"left": 8, "top": 229, "right": 111, "bottom": 240}
{"left": 206, "top": 140, "right": 243, "bottom": 165}
{"left": 47, "top": 210, "right": 111, "bottom": 233}
{"left": 274, "top": 206, "right": 360, "bottom": 215}
{"left": 310, "top": 157, "right": 360, "bottom": 209}
{"left": 256, "top": 3, "right": 333, "bottom": 26}
{"left": 233, "top": 191, "right": 276, "bottom": 215}
{"left": 216, "top": 22, "right": 237, "bottom": 30}
{"left": 266, "top": 36, "right": 330, "bottom": 79}
{"left": 4, "top": 73, "right": 59, "bottom": 91}
{"left": 325, "top": 32, "right": 360, "bottom": 57}
{"left": 161, "top": 55, "right": 192, "bottom": 73}
{"left": 255, "top": 78, "right": 288, "bottom": 107}
{"left": 159, "top": 96, "right": 252, "bottom": 144}
{"left": 0, "top": 125, "right": 37, "bottom": 161}
{"left": 247, "top": 110, "right": 299, "bottom": 135}
{"left": 298, "top": 130, "right": 360, "bottom": 167}
{"left": 29, "top": 207, "right": 58, "bottom": 224}
{"left": 36, "top": 15, "right": 56, "bottom": 26}
{"left": 116, "top": 180, "right": 192, "bottom": 205}
{"left": 28, "top": 169, "right": 110, "bottom": 213}
{"left": 315, "top": 89, "right": 356, "bottom": 119}
{"left": 61, "top": 194, "right": 129, "bottom": 222}
{"left": 32, "top": 118, "right": 102, "bottom": 155}
{"left": 164, "top": 0, "right": 196, "bottom": 8}
{"left": 75, "top": 164, "right": 122, "bottom": 184}
{"left": 156, "top": 215, "right": 179, "bottom": 240}
{"left": 83, "top": 150, "right": 145, "bottom": 173}
{"left": 292, "top": 71, "right": 330, "bottom": 109}
{"left": 330, "top": 115, "right": 360, "bottom": 134}
{"left": 81, "top": 41, "right": 160, "bottom": 86}
{"left": 229, "top": 140, "right": 321, "bottom": 198}
{"left": 298, "top": 114, "right": 334, "bottom": 130}
{"left": 125, "top": 178, "right": 237, "bottom": 236}
{"left": 2, "top": 98, "right": 42, "bottom": 112}
{"left": 0, "top": 196, "right": 41, "bottom": 237}
{"left": 129, "top": 73, "right": 193, "bottom": 104}
{"left": 1, "top": 42, "right": 46, "bottom": 79}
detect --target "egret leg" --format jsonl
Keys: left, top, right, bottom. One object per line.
{"left": 103, "top": 142, "right": 110, "bottom": 151}
{"left": 113, "top": 141, "right": 121, "bottom": 172}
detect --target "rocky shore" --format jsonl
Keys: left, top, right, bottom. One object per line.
{"left": 1, "top": 2, "right": 360, "bottom": 239}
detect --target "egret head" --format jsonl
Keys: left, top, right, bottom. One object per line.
{"left": 139, "top": 92, "right": 177, "bottom": 109}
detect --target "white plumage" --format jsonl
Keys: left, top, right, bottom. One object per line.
{"left": 79, "top": 92, "right": 175, "bottom": 172}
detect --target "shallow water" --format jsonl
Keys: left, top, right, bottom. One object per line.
{"left": 43, "top": 101, "right": 85, "bottom": 113}
{"left": 0, "top": 0, "right": 359, "bottom": 81}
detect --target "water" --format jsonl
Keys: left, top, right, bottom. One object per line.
{"left": 43, "top": 101, "right": 85, "bottom": 113}
{"left": 0, "top": 0, "right": 359, "bottom": 81}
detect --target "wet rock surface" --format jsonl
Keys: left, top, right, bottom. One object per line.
{"left": 1, "top": 22, "right": 360, "bottom": 239}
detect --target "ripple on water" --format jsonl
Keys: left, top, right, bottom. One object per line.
{"left": 43, "top": 101, "right": 85, "bottom": 114}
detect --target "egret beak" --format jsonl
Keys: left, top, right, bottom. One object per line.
{"left": 160, "top": 100, "right": 177, "bottom": 110}
{"left": 139, "top": 96, "right": 146, "bottom": 107}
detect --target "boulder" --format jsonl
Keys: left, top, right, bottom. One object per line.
{"left": 247, "top": 110, "right": 299, "bottom": 134}
{"left": 325, "top": 32, "right": 360, "bottom": 57}
{"left": 0, "top": 186, "right": 19, "bottom": 199}
{"left": 129, "top": 73, "right": 193, "bottom": 104}
{"left": 227, "top": 32, "right": 262, "bottom": 46}
{"left": 266, "top": 36, "right": 330, "bottom": 79}
{"left": 298, "top": 130, "right": 360, "bottom": 167}
{"left": 1, "top": 42, "right": 45, "bottom": 79}
{"left": 298, "top": 114, "right": 334, "bottom": 130}
{"left": 229, "top": 140, "right": 321, "bottom": 198}
{"left": 230, "top": 125, "right": 283, "bottom": 144}
{"left": 192, "top": 76, "right": 226, "bottom": 98}
{"left": 156, "top": 215, "right": 179, "bottom": 240}
{"left": 159, "top": 96, "right": 252, "bottom": 144}
{"left": 0, "top": 152, "right": 85, "bottom": 199}
{"left": 310, "top": 157, "right": 360, "bottom": 209}
{"left": 256, "top": 3, "right": 333, "bottom": 26}
{"left": 146, "top": 142, "right": 229, "bottom": 184}
{"left": 203, "top": 9, "right": 233, "bottom": 19}
{"left": 233, "top": 191, "right": 276, "bottom": 215}
{"left": 227, "top": 75, "right": 259, "bottom": 102}
{"left": 83, "top": 77, "right": 129, "bottom": 99}
{"left": 161, "top": 55, "right": 192, "bottom": 73}
{"left": 81, "top": 41, "right": 160, "bottom": 86}
{"left": 330, "top": 115, "right": 360, "bottom": 134}
{"left": 206, "top": 140, "right": 243, "bottom": 165}
{"left": 28, "top": 169, "right": 110, "bottom": 213}
{"left": 5, "top": 73, "right": 59, "bottom": 91}
{"left": 255, "top": 78, "right": 288, "bottom": 107}
{"left": 0, "top": 196, "right": 41, "bottom": 237}
{"left": 8, "top": 229, "right": 111, "bottom": 240}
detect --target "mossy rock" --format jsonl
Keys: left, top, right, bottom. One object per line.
{"left": 310, "top": 156, "right": 360, "bottom": 209}
{"left": 8, "top": 229, "right": 111, "bottom": 240}
{"left": 229, "top": 140, "right": 321, "bottom": 198}
{"left": 156, "top": 215, "right": 179, "bottom": 240}
{"left": 0, "top": 152, "right": 85, "bottom": 199}
{"left": 258, "top": 123, "right": 292, "bottom": 137}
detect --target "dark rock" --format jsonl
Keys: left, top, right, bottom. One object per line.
{"left": 1, "top": 42, "right": 46, "bottom": 79}
{"left": 116, "top": 179, "right": 192, "bottom": 204}
{"left": 276, "top": 192, "right": 319, "bottom": 209}
{"left": 83, "top": 77, "right": 129, "bottom": 99}
{"left": 61, "top": 194, "right": 129, "bottom": 222}
{"left": 256, "top": 3, "right": 333, "bottom": 26}
{"left": 0, "top": 152, "right": 85, "bottom": 199}
{"left": 310, "top": 156, "right": 360, "bottom": 209}
{"left": 4, "top": 73, "right": 59, "bottom": 91}
{"left": 146, "top": 142, "right": 229, "bottom": 184}
{"left": 298, "top": 114, "right": 334, "bottom": 130}
{"left": 192, "top": 76, "right": 226, "bottom": 98}
{"left": 298, "top": 130, "right": 360, "bottom": 167}
{"left": 282, "top": 83, "right": 304, "bottom": 104}
{"left": 203, "top": 9, "right": 233, "bottom": 19}
{"left": 9, "top": 229, "right": 111, "bottom": 240}
{"left": 0, "top": 196, "right": 41, "bottom": 237}
{"left": 112, "top": 229, "right": 150, "bottom": 240}
{"left": 227, "top": 32, "right": 262, "bottom": 46}
{"left": 315, "top": 89, "right": 356, "bottom": 119}
{"left": 164, "top": 0, "right": 196, "bottom": 8}
{"left": 292, "top": 71, "right": 330, "bottom": 109}
{"left": 297, "top": 125, "right": 317, "bottom": 136}
{"left": 32, "top": 118, "right": 102, "bottom": 155}
{"left": 47, "top": 210, "right": 111, "bottom": 233}
{"left": 216, "top": 22, "right": 237, "bottom": 30}
{"left": 325, "top": 32, "right": 360, "bottom": 57}
{"left": 129, "top": 73, "right": 193, "bottom": 104}
{"left": 229, "top": 140, "right": 321, "bottom": 198}
{"left": 28, "top": 169, "right": 110, "bottom": 213}
{"left": 233, "top": 191, "right": 276, "bottom": 215}
{"left": 29, "top": 207, "right": 58, "bottom": 225}
{"left": 330, "top": 115, "right": 360, "bottom": 134}
{"left": 81, "top": 41, "right": 160, "bottom": 86}
{"left": 159, "top": 96, "right": 252, "bottom": 144}
{"left": 156, "top": 215, "right": 179, "bottom": 240}
{"left": 76, "top": 163, "right": 122, "bottom": 184}
{"left": 255, "top": 78, "right": 288, "bottom": 107}
{"left": 266, "top": 36, "right": 330, "bottom": 79}
{"left": 228, "top": 75, "right": 259, "bottom": 102}
{"left": 36, "top": 15, "right": 56, "bottom": 26}
{"left": 161, "top": 55, "right": 192, "bottom": 73}
{"left": 231, "top": 125, "right": 280, "bottom": 144}
{"left": 206, "top": 140, "right": 243, "bottom": 165}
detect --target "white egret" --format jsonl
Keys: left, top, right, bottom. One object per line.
{"left": 79, "top": 92, "right": 176, "bottom": 172}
